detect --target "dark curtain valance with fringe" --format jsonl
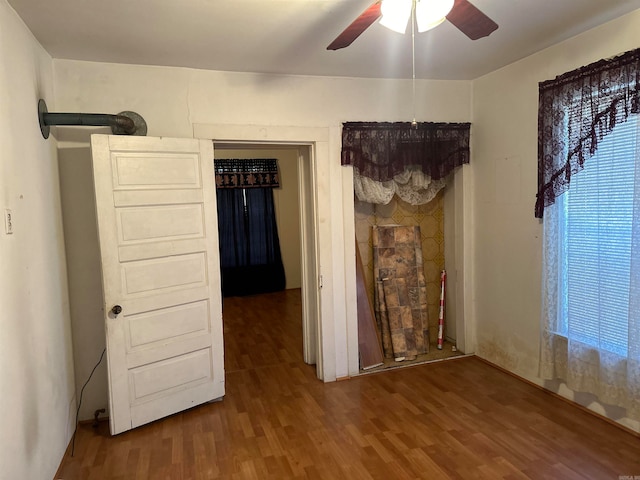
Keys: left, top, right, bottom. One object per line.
{"left": 215, "top": 158, "right": 280, "bottom": 189}
{"left": 535, "top": 47, "right": 640, "bottom": 218}
{"left": 341, "top": 122, "right": 471, "bottom": 181}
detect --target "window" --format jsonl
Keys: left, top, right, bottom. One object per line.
{"left": 556, "top": 115, "right": 638, "bottom": 357}
{"left": 538, "top": 48, "right": 640, "bottom": 421}
{"left": 540, "top": 112, "right": 640, "bottom": 420}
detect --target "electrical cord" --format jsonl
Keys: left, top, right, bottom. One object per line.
{"left": 71, "top": 347, "right": 106, "bottom": 457}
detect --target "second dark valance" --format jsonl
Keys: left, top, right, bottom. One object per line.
{"left": 214, "top": 158, "right": 280, "bottom": 189}
{"left": 341, "top": 122, "right": 471, "bottom": 182}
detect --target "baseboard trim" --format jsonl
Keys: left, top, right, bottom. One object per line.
{"left": 475, "top": 356, "right": 640, "bottom": 439}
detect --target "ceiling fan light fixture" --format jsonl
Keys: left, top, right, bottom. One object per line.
{"left": 416, "top": 0, "right": 455, "bottom": 32}
{"left": 379, "top": 0, "right": 413, "bottom": 34}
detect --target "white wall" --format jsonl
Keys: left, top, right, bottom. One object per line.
{"left": 471, "top": 9, "right": 640, "bottom": 432}
{"left": 0, "top": 1, "right": 76, "bottom": 478}
{"left": 57, "top": 145, "right": 107, "bottom": 423}
{"left": 53, "top": 59, "right": 471, "bottom": 417}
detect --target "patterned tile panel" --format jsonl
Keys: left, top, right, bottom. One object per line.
{"left": 355, "top": 190, "right": 445, "bottom": 334}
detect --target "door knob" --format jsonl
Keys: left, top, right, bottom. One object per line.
{"left": 111, "top": 305, "right": 123, "bottom": 316}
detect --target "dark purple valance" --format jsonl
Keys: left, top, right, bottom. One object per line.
{"left": 341, "top": 122, "right": 471, "bottom": 182}
{"left": 536, "top": 47, "right": 640, "bottom": 218}
{"left": 214, "top": 158, "right": 280, "bottom": 189}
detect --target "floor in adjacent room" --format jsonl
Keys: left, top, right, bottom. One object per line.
{"left": 56, "top": 288, "right": 640, "bottom": 479}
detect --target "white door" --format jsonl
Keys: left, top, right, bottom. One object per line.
{"left": 91, "top": 134, "right": 224, "bottom": 435}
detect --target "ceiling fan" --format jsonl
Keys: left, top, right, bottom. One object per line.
{"left": 327, "top": 0, "right": 498, "bottom": 50}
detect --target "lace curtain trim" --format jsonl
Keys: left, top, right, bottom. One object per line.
{"left": 540, "top": 201, "right": 640, "bottom": 421}
{"left": 353, "top": 168, "right": 446, "bottom": 205}
{"left": 215, "top": 158, "right": 280, "bottom": 189}
{"left": 535, "top": 47, "right": 640, "bottom": 218}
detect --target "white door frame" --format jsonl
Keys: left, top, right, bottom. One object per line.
{"left": 194, "top": 124, "right": 331, "bottom": 381}
{"left": 441, "top": 166, "right": 474, "bottom": 354}
{"left": 296, "top": 144, "right": 319, "bottom": 367}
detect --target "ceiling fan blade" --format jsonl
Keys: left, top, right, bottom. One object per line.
{"left": 446, "top": 0, "right": 498, "bottom": 40}
{"left": 327, "top": 1, "right": 382, "bottom": 50}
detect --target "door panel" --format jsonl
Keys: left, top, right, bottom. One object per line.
{"left": 129, "top": 348, "right": 212, "bottom": 400}
{"left": 127, "top": 301, "right": 210, "bottom": 348}
{"left": 91, "top": 135, "right": 224, "bottom": 435}
{"left": 122, "top": 253, "right": 207, "bottom": 294}
{"left": 112, "top": 153, "right": 201, "bottom": 187}
{"left": 117, "top": 204, "right": 205, "bottom": 242}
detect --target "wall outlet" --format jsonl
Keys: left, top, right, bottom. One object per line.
{"left": 4, "top": 209, "right": 13, "bottom": 234}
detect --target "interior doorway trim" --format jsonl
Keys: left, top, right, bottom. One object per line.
{"left": 193, "top": 123, "right": 332, "bottom": 381}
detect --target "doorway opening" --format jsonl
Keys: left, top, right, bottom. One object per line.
{"left": 213, "top": 141, "right": 320, "bottom": 376}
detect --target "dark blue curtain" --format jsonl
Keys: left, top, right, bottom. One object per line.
{"left": 216, "top": 177, "right": 286, "bottom": 297}
{"left": 216, "top": 189, "right": 247, "bottom": 270}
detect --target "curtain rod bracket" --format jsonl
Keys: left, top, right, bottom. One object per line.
{"left": 38, "top": 99, "right": 148, "bottom": 139}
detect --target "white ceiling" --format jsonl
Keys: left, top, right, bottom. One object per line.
{"left": 8, "top": 0, "right": 640, "bottom": 80}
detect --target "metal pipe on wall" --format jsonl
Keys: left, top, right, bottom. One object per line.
{"left": 38, "top": 99, "right": 147, "bottom": 139}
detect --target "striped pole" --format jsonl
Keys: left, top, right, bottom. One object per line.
{"left": 437, "top": 270, "right": 446, "bottom": 350}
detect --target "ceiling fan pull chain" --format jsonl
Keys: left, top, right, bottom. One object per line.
{"left": 411, "top": 0, "right": 417, "bottom": 128}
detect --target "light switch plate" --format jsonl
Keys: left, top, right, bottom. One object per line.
{"left": 4, "top": 209, "right": 13, "bottom": 234}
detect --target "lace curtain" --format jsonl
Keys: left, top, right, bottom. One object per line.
{"left": 540, "top": 191, "right": 640, "bottom": 421}
{"left": 342, "top": 122, "right": 470, "bottom": 205}
{"left": 539, "top": 54, "right": 640, "bottom": 421}
{"left": 535, "top": 48, "right": 640, "bottom": 218}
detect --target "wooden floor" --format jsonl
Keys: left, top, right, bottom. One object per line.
{"left": 57, "top": 289, "right": 640, "bottom": 479}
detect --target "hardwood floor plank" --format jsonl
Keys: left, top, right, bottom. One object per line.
{"left": 56, "top": 289, "right": 640, "bottom": 479}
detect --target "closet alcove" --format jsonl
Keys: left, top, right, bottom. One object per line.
{"left": 342, "top": 121, "right": 470, "bottom": 372}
